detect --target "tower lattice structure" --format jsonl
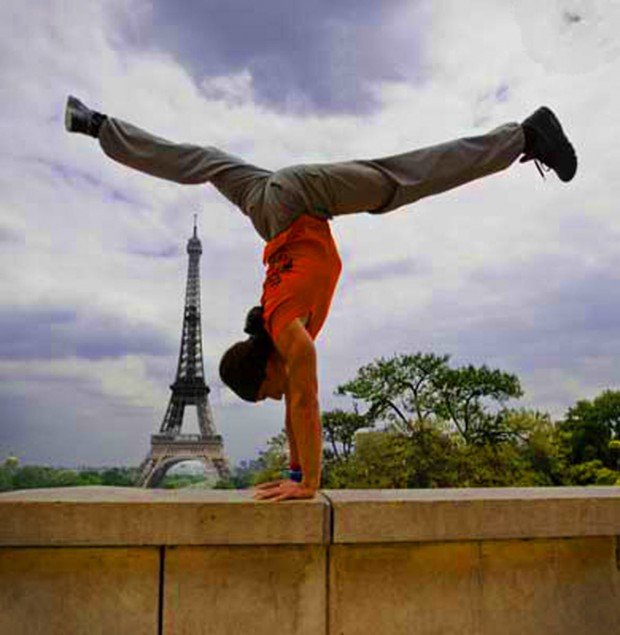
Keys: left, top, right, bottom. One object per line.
{"left": 137, "top": 217, "right": 229, "bottom": 487}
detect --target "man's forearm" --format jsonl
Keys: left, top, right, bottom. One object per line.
{"left": 289, "top": 395, "right": 322, "bottom": 489}
{"left": 273, "top": 318, "right": 323, "bottom": 493}
{"left": 284, "top": 401, "right": 300, "bottom": 468}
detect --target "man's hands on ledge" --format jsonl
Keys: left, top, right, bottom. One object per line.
{"left": 252, "top": 479, "right": 317, "bottom": 502}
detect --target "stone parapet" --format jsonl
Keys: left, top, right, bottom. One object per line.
{"left": 0, "top": 486, "right": 619, "bottom": 635}
{"left": 323, "top": 486, "right": 620, "bottom": 543}
{"left": 0, "top": 486, "right": 330, "bottom": 546}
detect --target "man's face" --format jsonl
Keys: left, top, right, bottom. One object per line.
{"left": 256, "top": 352, "right": 286, "bottom": 401}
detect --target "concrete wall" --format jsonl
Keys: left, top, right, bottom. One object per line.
{"left": 0, "top": 487, "right": 618, "bottom": 634}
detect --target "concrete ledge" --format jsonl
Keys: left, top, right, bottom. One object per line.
{"left": 164, "top": 545, "right": 326, "bottom": 634}
{"left": 0, "top": 547, "right": 160, "bottom": 635}
{"left": 324, "top": 487, "right": 620, "bottom": 543}
{"left": 0, "top": 486, "right": 330, "bottom": 546}
{"left": 1, "top": 486, "right": 619, "bottom": 635}
{"left": 328, "top": 537, "right": 620, "bottom": 635}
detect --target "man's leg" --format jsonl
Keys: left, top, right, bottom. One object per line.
{"left": 98, "top": 118, "right": 271, "bottom": 203}
{"left": 274, "top": 108, "right": 575, "bottom": 220}
{"left": 365, "top": 122, "right": 525, "bottom": 214}
{"left": 65, "top": 96, "right": 274, "bottom": 237}
{"left": 274, "top": 122, "right": 524, "bottom": 219}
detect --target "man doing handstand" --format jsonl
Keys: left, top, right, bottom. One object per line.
{"left": 64, "top": 95, "right": 577, "bottom": 501}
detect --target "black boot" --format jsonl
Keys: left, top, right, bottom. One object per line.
{"left": 520, "top": 106, "right": 577, "bottom": 182}
{"left": 64, "top": 95, "right": 107, "bottom": 138}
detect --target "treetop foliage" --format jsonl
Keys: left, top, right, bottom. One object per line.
{"left": 2, "top": 352, "right": 619, "bottom": 493}
{"left": 336, "top": 352, "right": 523, "bottom": 445}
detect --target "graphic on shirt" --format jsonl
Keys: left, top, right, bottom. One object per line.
{"left": 265, "top": 250, "right": 293, "bottom": 288}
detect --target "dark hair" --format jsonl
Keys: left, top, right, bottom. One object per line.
{"left": 219, "top": 306, "right": 274, "bottom": 402}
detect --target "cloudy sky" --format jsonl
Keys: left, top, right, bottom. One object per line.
{"left": 1, "top": 0, "right": 619, "bottom": 469}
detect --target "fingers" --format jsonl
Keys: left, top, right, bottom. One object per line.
{"left": 251, "top": 481, "right": 317, "bottom": 502}
{"left": 269, "top": 493, "right": 288, "bottom": 503}
{"left": 253, "top": 479, "right": 285, "bottom": 491}
{"left": 252, "top": 481, "right": 290, "bottom": 501}
{"left": 252, "top": 487, "right": 282, "bottom": 501}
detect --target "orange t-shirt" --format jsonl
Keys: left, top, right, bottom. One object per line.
{"left": 260, "top": 214, "right": 342, "bottom": 343}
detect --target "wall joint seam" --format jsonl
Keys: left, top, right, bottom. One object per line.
{"left": 158, "top": 546, "right": 165, "bottom": 635}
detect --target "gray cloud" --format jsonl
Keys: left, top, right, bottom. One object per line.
{"left": 461, "top": 258, "right": 620, "bottom": 371}
{"left": 0, "top": 308, "right": 173, "bottom": 360}
{"left": 127, "top": 0, "right": 427, "bottom": 114}
{"left": 0, "top": 225, "right": 23, "bottom": 244}
{"left": 0, "top": 389, "right": 159, "bottom": 467}
{"left": 128, "top": 244, "right": 181, "bottom": 259}
{"left": 0, "top": 309, "right": 75, "bottom": 360}
{"left": 0, "top": 384, "right": 284, "bottom": 468}
{"left": 348, "top": 257, "right": 431, "bottom": 283}
{"left": 22, "top": 156, "right": 145, "bottom": 209}
{"left": 367, "top": 253, "right": 620, "bottom": 416}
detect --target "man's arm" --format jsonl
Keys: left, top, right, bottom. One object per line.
{"left": 281, "top": 320, "right": 321, "bottom": 490}
{"left": 284, "top": 397, "right": 301, "bottom": 469}
{"left": 253, "top": 318, "right": 322, "bottom": 501}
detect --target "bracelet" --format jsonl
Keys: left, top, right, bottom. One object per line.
{"left": 281, "top": 469, "right": 303, "bottom": 483}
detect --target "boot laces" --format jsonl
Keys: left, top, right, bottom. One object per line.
{"left": 534, "top": 158, "right": 551, "bottom": 180}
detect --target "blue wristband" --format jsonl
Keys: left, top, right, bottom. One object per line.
{"left": 280, "top": 469, "right": 303, "bottom": 482}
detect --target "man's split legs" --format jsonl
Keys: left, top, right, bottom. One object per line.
{"left": 65, "top": 96, "right": 577, "bottom": 241}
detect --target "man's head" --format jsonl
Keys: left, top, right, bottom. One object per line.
{"left": 219, "top": 306, "right": 283, "bottom": 402}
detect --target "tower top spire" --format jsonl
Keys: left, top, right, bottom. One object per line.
{"left": 187, "top": 213, "right": 202, "bottom": 254}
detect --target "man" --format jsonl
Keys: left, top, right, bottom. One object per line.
{"left": 64, "top": 95, "right": 577, "bottom": 502}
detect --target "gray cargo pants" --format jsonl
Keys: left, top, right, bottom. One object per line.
{"left": 99, "top": 117, "right": 525, "bottom": 242}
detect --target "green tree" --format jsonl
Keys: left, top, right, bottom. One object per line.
{"left": 456, "top": 442, "right": 521, "bottom": 486}
{"left": 324, "top": 422, "right": 466, "bottom": 489}
{"left": 214, "top": 459, "right": 262, "bottom": 489}
{"left": 322, "top": 408, "right": 370, "bottom": 462}
{"left": 0, "top": 455, "right": 19, "bottom": 491}
{"left": 0, "top": 467, "right": 12, "bottom": 492}
{"left": 567, "top": 460, "right": 618, "bottom": 486}
{"left": 251, "top": 431, "right": 288, "bottom": 485}
{"left": 336, "top": 353, "right": 449, "bottom": 433}
{"left": 76, "top": 469, "right": 104, "bottom": 486}
{"left": 560, "top": 390, "right": 620, "bottom": 468}
{"left": 10, "top": 465, "right": 57, "bottom": 490}
{"left": 100, "top": 467, "right": 138, "bottom": 486}
{"left": 160, "top": 474, "right": 209, "bottom": 489}
{"left": 610, "top": 440, "right": 620, "bottom": 473}
{"left": 433, "top": 365, "right": 523, "bottom": 444}
{"left": 49, "top": 469, "right": 81, "bottom": 487}
{"left": 325, "top": 431, "right": 413, "bottom": 488}
{"left": 336, "top": 353, "right": 523, "bottom": 444}
{"left": 502, "top": 409, "right": 567, "bottom": 485}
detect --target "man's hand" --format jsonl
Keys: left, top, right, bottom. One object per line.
{"left": 252, "top": 479, "right": 317, "bottom": 502}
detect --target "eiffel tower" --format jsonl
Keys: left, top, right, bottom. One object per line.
{"left": 137, "top": 216, "right": 229, "bottom": 487}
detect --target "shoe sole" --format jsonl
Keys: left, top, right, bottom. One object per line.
{"left": 64, "top": 95, "right": 83, "bottom": 132}
{"left": 539, "top": 106, "right": 577, "bottom": 182}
